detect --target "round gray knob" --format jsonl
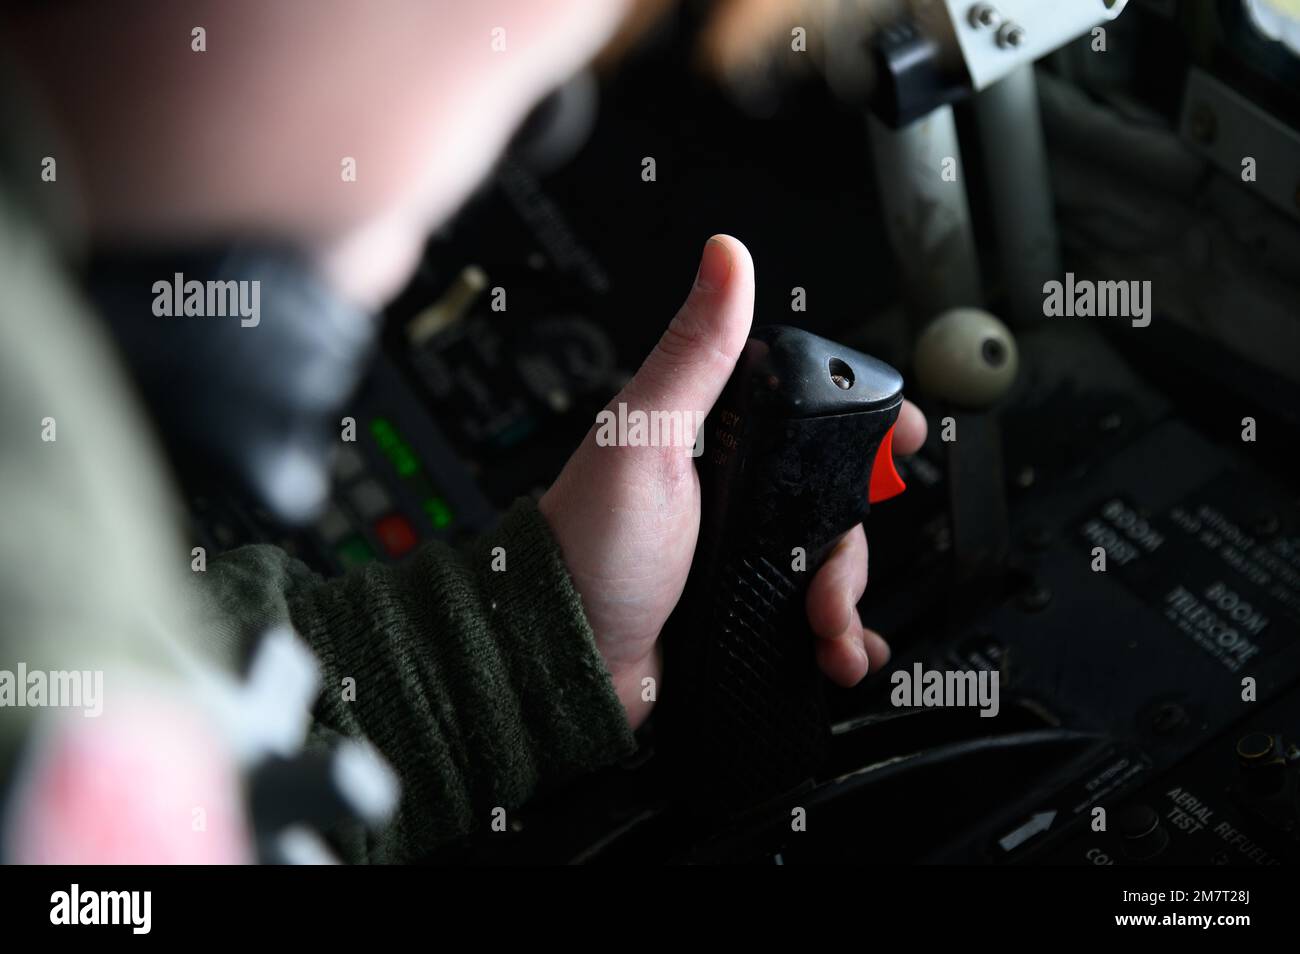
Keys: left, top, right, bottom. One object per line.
{"left": 914, "top": 308, "right": 1019, "bottom": 409}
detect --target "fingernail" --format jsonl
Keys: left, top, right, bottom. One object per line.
{"left": 694, "top": 237, "right": 732, "bottom": 292}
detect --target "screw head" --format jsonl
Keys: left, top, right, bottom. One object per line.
{"left": 996, "top": 22, "right": 1026, "bottom": 48}
{"left": 969, "top": 3, "right": 1001, "bottom": 28}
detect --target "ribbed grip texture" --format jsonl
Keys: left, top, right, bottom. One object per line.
{"left": 707, "top": 552, "right": 828, "bottom": 801}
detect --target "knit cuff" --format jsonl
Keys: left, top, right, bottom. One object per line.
{"left": 284, "top": 496, "right": 636, "bottom": 858}
{"left": 462, "top": 497, "right": 638, "bottom": 785}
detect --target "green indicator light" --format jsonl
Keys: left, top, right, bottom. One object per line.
{"left": 423, "top": 497, "right": 454, "bottom": 529}
{"left": 336, "top": 535, "right": 375, "bottom": 568}
{"left": 371, "top": 417, "right": 420, "bottom": 477}
{"left": 370, "top": 417, "right": 398, "bottom": 447}
{"left": 394, "top": 448, "right": 419, "bottom": 477}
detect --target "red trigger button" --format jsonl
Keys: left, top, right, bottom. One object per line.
{"left": 868, "top": 424, "right": 907, "bottom": 504}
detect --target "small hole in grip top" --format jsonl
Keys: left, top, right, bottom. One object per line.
{"left": 829, "top": 358, "right": 854, "bottom": 390}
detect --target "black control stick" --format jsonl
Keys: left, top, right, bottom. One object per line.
{"left": 660, "top": 325, "right": 907, "bottom": 816}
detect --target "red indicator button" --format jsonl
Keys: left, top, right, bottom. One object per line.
{"left": 374, "top": 514, "right": 419, "bottom": 557}
{"left": 868, "top": 424, "right": 907, "bottom": 504}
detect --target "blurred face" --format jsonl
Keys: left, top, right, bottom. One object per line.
{"left": 4, "top": 0, "right": 630, "bottom": 306}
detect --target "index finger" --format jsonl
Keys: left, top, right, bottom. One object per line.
{"left": 893, "top": 399, "right": 927, "bottom": 456}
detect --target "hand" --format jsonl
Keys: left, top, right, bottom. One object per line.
{"left": 539, "top": 236, "right": 926, "bottom": 728}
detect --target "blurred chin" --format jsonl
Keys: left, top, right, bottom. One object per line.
{"left": 311, "top": 0, "right": 637, "bottom": 312}
{"left": 315, "top": 215, "right": 428, "bottom": 312}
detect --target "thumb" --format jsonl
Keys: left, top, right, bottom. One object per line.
{"left": 622, "top": 235, "right": 755, "bottom": 417}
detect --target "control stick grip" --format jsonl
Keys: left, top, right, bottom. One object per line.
{"left": 660, "top": 325, "right": 905, "bottom": 815}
